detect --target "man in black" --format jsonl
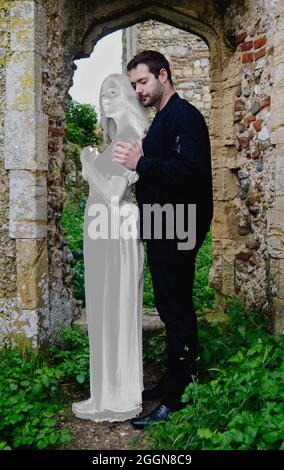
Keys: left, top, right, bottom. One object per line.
{"left": 113, "top": 51, "right": 213, "bottom": 429}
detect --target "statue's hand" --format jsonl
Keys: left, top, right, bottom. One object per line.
{"left": 80, "top": 146, "right": 97, "bottom": 165}
{"left": 80, "top": 146, "right": 98, "bottom": 182}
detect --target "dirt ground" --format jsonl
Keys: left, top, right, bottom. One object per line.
{"left": 57, "top": 362, "right": 163, "bottom": 450}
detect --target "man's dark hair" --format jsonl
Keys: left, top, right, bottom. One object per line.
{"left": 127, "top": 50, "right": 173, "bottom": 85}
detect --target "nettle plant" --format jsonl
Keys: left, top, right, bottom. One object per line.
{"left": 0, "top": 325, "right": 90, "bottom": 450}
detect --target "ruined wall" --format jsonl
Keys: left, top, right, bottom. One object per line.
{"left": 0, "top": 0, "right": 51, "bottom": 348}
{"left": 0, "top": 0, "right": 80, "bottom": 349}
{"left": 210, "top": 0, "right": 283, "bottom": 333}
{"left": 36, "top": 0, "right": 83, "bottom": 345}
{"left": 0, "top": 0, "right": 16, "bottom": 345}
{"left": 122, "top": 20, "right": 211, "bottom": 122}
{"left": 0, "top": 0, "right": 283, "bottom": 349}
{"left": 270, "top": 0, "right": 284, "bottom": 333}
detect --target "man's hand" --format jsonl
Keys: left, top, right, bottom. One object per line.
{"left": 112, "top": 138, "right": 142, "bottom": 170}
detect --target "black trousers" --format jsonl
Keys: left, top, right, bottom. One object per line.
{"left": 146, "top": 238, "right": 201, "bottom": 410}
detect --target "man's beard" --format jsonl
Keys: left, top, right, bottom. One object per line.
{"left": 140, "top": 89, "right": 161, "bottom": 108}
{"left": 140, "top": 95, "right": 154, "bottom": 107}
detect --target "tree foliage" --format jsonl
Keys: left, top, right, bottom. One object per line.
{"left": 66, "top": 99, "right": 103, "bottom": 148}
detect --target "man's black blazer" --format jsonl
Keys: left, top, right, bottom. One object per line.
{"left": 135, "top": 92, "right": 213, "bottom": 246}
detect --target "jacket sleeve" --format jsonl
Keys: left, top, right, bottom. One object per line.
{"left": 136, "top": 106, "right": 211, "bottom": 186}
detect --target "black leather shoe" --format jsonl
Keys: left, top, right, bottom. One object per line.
{"left": 142, "top": 384, "right": 163, "bottom": 400}
{"left": 130, "top": 404, "right": 177, "bottom": 430}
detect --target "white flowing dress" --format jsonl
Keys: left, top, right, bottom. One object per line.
{"left": 72, "top": 142, "right": 145, "bottom": 422}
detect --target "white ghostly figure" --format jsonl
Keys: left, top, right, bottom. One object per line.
{"left": 72, "top": 74, "right": 150, "bottom": 422}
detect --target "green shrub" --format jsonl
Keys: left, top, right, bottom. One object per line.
{"left": 47, "top": 325, "right": 90, "bottom": 387}
{"left": 143, "top": 245, "right": 155, "bottom": 308}
{"left": 2, "top": 299, "right": 282, "bottom": 450}
{"left": 66, "top": 99, "right": 103, "bottom": 148}
{"left": 193, "top": 229, "right": 215, "bottom": 312}
{"left": 61, "top": 196, "right": 86, "bottom": 306}
{"left": 0, "top": 345, "right": 71, "bottom": 450}
{"left": 143, "top": 330, "right": 167, "bottom": 370}
{"left": 0, "top": 324, "right": 92, "bottom": 450}
{"left": 144, "top": 299, "right": 284, "bottom": 450}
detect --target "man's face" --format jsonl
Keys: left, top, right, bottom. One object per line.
{"left": 129, "top": 63, "right": 164, "bottom": 108}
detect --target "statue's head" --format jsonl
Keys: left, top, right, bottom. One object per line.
{"left": 99, "top": 73, "right": 149, "bottom": 144}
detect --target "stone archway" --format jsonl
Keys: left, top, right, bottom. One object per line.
{"left": 1, "top": 0, "right": 284, "bottom": 348}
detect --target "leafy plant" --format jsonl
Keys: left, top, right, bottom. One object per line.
{"left": 143, "top": 330, "right": 167, "bottom": 369}
{"left": 144, "top": 299, "right": 284, "bottom": 450}
{"left": 0, "top": 345, "right": 71, "bottom": 450}
{"left": 193, "top": 229, "right": 215, "bottom": 312}
{"left": 0, "top": 324, "right": 92, "bottom": 450}
{"left": 61, "top": 196, "right": 86, "bottom": 305}
{"left": 47, "top": 325, "right": 90, "bottom": 387}
{"left": 2, "top": 297, "right": 282, "bottom": 450}
{"left": 143, "top": 245, "right": 155, "bottom": 308}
